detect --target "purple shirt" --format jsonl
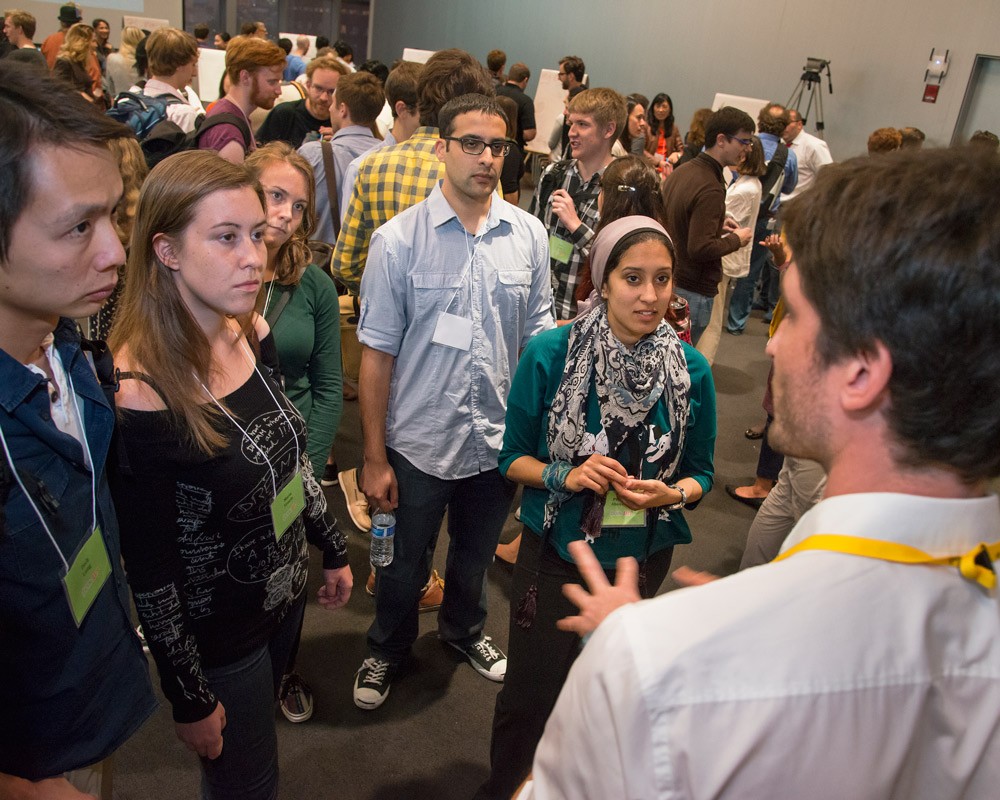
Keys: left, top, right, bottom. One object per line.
{"left": 198, "top": 97, "right": 255, "bottom": 156}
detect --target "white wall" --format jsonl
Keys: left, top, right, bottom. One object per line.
{"left": 370, "top": 0, "right": 1000, "bottom": 158}
{"left": 24, "top": 0, "right": 183, "bottom": 47}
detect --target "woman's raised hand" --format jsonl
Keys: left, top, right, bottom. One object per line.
{"left": 565, "top": 455, "right": 629, "bottom": 495}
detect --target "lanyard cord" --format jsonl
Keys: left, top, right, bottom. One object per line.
{"left": 0, "top": 366, "right": 98, "bottom": 572}
{"left": 773, "top": 534, "right": 1000, "bottom": 590}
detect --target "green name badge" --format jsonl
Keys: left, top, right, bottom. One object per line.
{"left": 61, "top": 525, "right": 112, "bottom": 628}
{"left": 602, "top": 491, "right": 646, "bottom": 528}
{"left": 548, "top": 233, "right": 573, "bottom": 265}
{"left": 271, "top": 470, "right": 306, "bottom": 541}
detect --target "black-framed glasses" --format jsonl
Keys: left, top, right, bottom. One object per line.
{"left": 727, "top": 134, "right": 753, "bottom": 147}
{"left": 443, "top": 136, "right": 513, "bottom": 157}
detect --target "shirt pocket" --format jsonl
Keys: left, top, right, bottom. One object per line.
{"left": 495, "top": 269, "right": 532, "bottom": 326}
{"left": 411, "top": 271, "right": 466, "bottom": 322}
{"left": 2, "top": 452, "right": 72, "bottom": 582}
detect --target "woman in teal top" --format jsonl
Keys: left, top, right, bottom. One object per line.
{"left": 245, "top": 142, "right": 343, "bottom": 724}
{"left": 478, "top": 216, "right": 716, "bottom": 800}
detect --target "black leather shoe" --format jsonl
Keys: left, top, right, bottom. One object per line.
{"left": 726, "top": 484, "right": 765, "bottom": 510}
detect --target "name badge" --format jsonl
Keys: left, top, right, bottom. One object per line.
{"left": 548, "top": 234, "right": 573, "bottom": 265}
{"left": 271, "top": 470, "right": 306, "bottom": 541}
{"left": 601, "top": 491, "right": 645, "bottom": 528}
{"left": 431, "top": 311, "right": 473, "bottom": 351}
{"left": 62, "top": 525, "right": 112, "bottom": 627}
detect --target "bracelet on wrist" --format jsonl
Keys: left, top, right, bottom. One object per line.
{"left": 665, "top": 483, "right": 687, "bottom": 510}
{"left": 542, "top": 460, "right": 573, "bottom": 493}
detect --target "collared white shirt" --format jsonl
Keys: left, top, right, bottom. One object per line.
{"left": 525, "top": 492, "right": 1000, "bottom": 800}
{"left": 358, "top": 182, "right": 554, "bottom": 480}
{"left": 782, "top": 129, "right": 833, "bottom": 202}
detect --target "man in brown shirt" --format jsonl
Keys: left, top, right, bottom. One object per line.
{"left": 661, "top": 106, "right": 754, "bottom": 344}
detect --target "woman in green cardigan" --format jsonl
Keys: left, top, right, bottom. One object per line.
{"left": 477, "top": 216, "right": 716, "bottom": 800}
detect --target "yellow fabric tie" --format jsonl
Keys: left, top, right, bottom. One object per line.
{"left": 772, "top": 534, "right": 1000, "bottom": 590}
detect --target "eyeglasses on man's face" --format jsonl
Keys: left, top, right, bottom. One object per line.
{"left": 443, "top": 136, "right": 513, "bottom": 157}
{"left": 727, "top": 134, "right": 753, "bottom": 147}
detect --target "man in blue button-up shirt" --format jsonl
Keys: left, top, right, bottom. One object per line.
{"left": 0, "top": 64, "right": 155, "bottom": 798}
{"left": 352, "top": 93, "right": 554, "bottom": 711}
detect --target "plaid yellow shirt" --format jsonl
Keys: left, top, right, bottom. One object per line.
{"left": 332, "top": 127, "right": 443, "bottom": 293}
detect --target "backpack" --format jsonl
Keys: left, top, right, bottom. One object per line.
{"left": 529, "top": 158, "right": 573, "bottom": 221}
{"left": 106, "top": 91, "right": 252, "bottom": 169}
{"left": 759, "top": 141, "right": 789, "bottom": 212}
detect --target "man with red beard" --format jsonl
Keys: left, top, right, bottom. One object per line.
{"left": 257, "top": 55, "right": 348, "bottom": 148}
{"left": 198, "top": 34, "right": 285, "bottom": 163}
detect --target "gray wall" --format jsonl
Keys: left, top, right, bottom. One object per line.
{"left": 24, "top": 0, "right": 183, "bottom": 47}
{"left": 370, "top": 0, "right": 1000, "bottom": 158}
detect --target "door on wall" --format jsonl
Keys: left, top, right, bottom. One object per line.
{"left": 952, "top": 54, "right": 1000, "bottom": 145}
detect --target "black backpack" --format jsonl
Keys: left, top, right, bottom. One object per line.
{"left": 759, "top": 142, "right": 789, "bottom": 212}
{"left": 107, "top": 91, "right": 252, "bottom": 169}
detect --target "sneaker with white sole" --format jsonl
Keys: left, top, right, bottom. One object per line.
{"left": 279, "top": 672, "right": 314, "bottom": 723}
{"left": 447, "top": 635, "right": 506, "bottom": 682}
{"left": 320, "top": 462, "right": 339, "bottom": 487}
{"left": 353, "top": 657, "right": 395, "bottom": 709}
{"left": 338, "top": 467, "right": 371, "bottom": 532}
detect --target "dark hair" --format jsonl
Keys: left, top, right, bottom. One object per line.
{"left": 495, "top": 95, "right": 518, "bottom": 139}
{"left": 507, "top": 62, "right": 529, "bottom": 83}
{"left": 486, "top": 49, "right": 506, "bottom": 72}
{"left": 646, "top": 92, "right": 676, "bottom": 141}
{"left": 6, "top": 9, "right": 36, "bottom": 39}
{"left": 239, "top": 21, "right": 258, "bottom": 36}
{"left": 91, "top": 17, "right": 108, "bottom": 29}
{"left": 217, "top": 31, "right": 231, "bottom": 44}
{"left": 384, "top": 61, "right": 421, "bottom": 115}
{"left": 336, "top": 71, "right": 385, "bottom": 127}
{"left": 438, "top": 93, "right": 507, "bottom": 137}
{"left": 757, "top": 103, "right": 788, "bottom": 136}
{"left": 900, "top": 127, "right": 925, "bottom": 149}
{"left": 602, "top": 229, "right": 676, "bottom": 285}
{"left": 333, "top": 39, "right": 353, "bottom": 59}
{"left": 559, "top": 55, "right": 584, "bottom": 82}
{"left": 0, "top": 61, "right": 132, "bottom": 261}
{"left": 193, "top": 23, "right": 210, "bottom": 40}
{"left": 704, "top": 106, "right": 755, "bottom": 149}
{"left": 577, "top": 156, "right": 664, "bottom": 303}
{"left": 782, "top": 148, "right": 1000, "bottom": 483}
{"left": 359, "top": 59, "right": 389, "bottom": 85}
{"left": 417, "top": 48, "right": 493, "bottom": 127}
{"left": 134, "top": 35, "right": 149, "bottom": 77}
{"left": 619, "top": 93, "right": 646, "bottom": 153}
{"left": 739, "top": 135, "right": 768, "bottom": 177}
{"left": 277, "top": 37, "right": 292, "bottom": 55}
{"left": 315, "top": 35, "right": 329, "bottom": 50}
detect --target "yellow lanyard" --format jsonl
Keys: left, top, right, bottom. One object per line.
{"left": 773, "top": 534, "right": 1000, "bottom": 590}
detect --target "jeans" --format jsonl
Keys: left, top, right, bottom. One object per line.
{"left": 367, "top": 449, "right": 516, "bottom": 663}
{"left": 199, "top": 593, "right": 305, "bottom": 800}
{"left": 474, "top": 529, "right": 674, "bottom": 800}
{"left": 727, "top": 215, "right": 773, "bottom": 332}
{"left": 672, "top": 287, "right": 714, "bottom": 346}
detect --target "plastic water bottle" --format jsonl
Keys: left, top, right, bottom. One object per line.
{"left": 370, "top": 511, "right": 395, "bottom": 567}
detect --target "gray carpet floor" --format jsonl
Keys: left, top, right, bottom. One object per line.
{"left": 112, "top": 304, "right": 774, "bottom": 799}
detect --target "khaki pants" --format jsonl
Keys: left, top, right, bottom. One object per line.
{"left": 65, "top": 757, "right": 113, "bottom": 799}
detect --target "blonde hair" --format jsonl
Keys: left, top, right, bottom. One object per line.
{"left": 58, "top": 22, "right": 94, "bottom": 64}
{"left": 244, "top": 142, "right": 316, "bottom": 285}
{"left": 118, "top": 25, "right": 144, "bottom": 61}
{"left": 106, "top": 136, "right": 148, "bottom": 245}
{"left": 109, "top": 151, "right": 265, "bottom": 454}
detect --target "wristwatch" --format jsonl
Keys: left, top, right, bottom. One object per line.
{"left": 666, "top": 483, "right": 687, "bottom": 510}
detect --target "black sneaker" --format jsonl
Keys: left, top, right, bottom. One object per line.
{"left": 320, "top": 462, "right": 339, "bottom": 487}
{"left": 353, "top": 657, "right": 395, "bottom": 710}
{"left": 279, "top": 672, "right": 314, "bottom": 723}
{"left": 447, "top": 635, "right": 506, "bottom": 682}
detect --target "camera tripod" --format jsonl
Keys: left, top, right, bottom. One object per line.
{"left": 788, "top": 58, "right": 833, "bottom": 135}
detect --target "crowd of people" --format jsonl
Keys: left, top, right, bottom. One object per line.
{"left": 2, "top": 12, "right": 1000, "bottom": 800}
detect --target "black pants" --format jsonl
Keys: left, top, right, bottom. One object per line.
{"left": 474, "top": 528, "right": 673, "bottom": 800}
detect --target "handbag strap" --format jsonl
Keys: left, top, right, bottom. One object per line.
{"left": 321, "top": 139, "right": 341, "bottom": 241}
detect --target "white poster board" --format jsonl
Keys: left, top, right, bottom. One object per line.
{"left": 280, "top": 32, "right": 317, "bottom": 60}
{"left": 711, "top": 93, "right": 770, "bottom": 119}
{"left": 528, "top": 68, "right": 567, "bottom": 155}
{"left": 122, "top": 15, "right": 170, "bottom": 32}
{"left": 197, "top": 47, "right": 227, "bottom": 104}
{"left": 402, "top": 47, "right": 436, "bottom": 65}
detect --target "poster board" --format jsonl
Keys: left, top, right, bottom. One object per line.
{"left": 122, "top": 15, "right": 169, "bottom": 31}
{"left": 711, "top": 92, "right": 770, "bottom": 119}
{"left": 197, "top": 47, "right": 227, "bottom": 103}
{"left": 402, "top": 47, "right": 436, "bottom": 64}
{"left": 280, "top": 32, "right": 317, "bottom": 60}
{"left": 528, "top": 68, "right": 567, "bottom": 155}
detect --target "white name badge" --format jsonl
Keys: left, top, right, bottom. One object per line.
{"left": 431, "top": 312, "right": 473, "bottom": 351}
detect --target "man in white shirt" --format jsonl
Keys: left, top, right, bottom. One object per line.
{"left": 781, "top": 108, "right": 832, "bottom": 202}
{"left": 142, "top": 27, "right": 205, "bottom": 133}
{"left": 523, "top": 146, "right": 1000, "bottom": 800}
